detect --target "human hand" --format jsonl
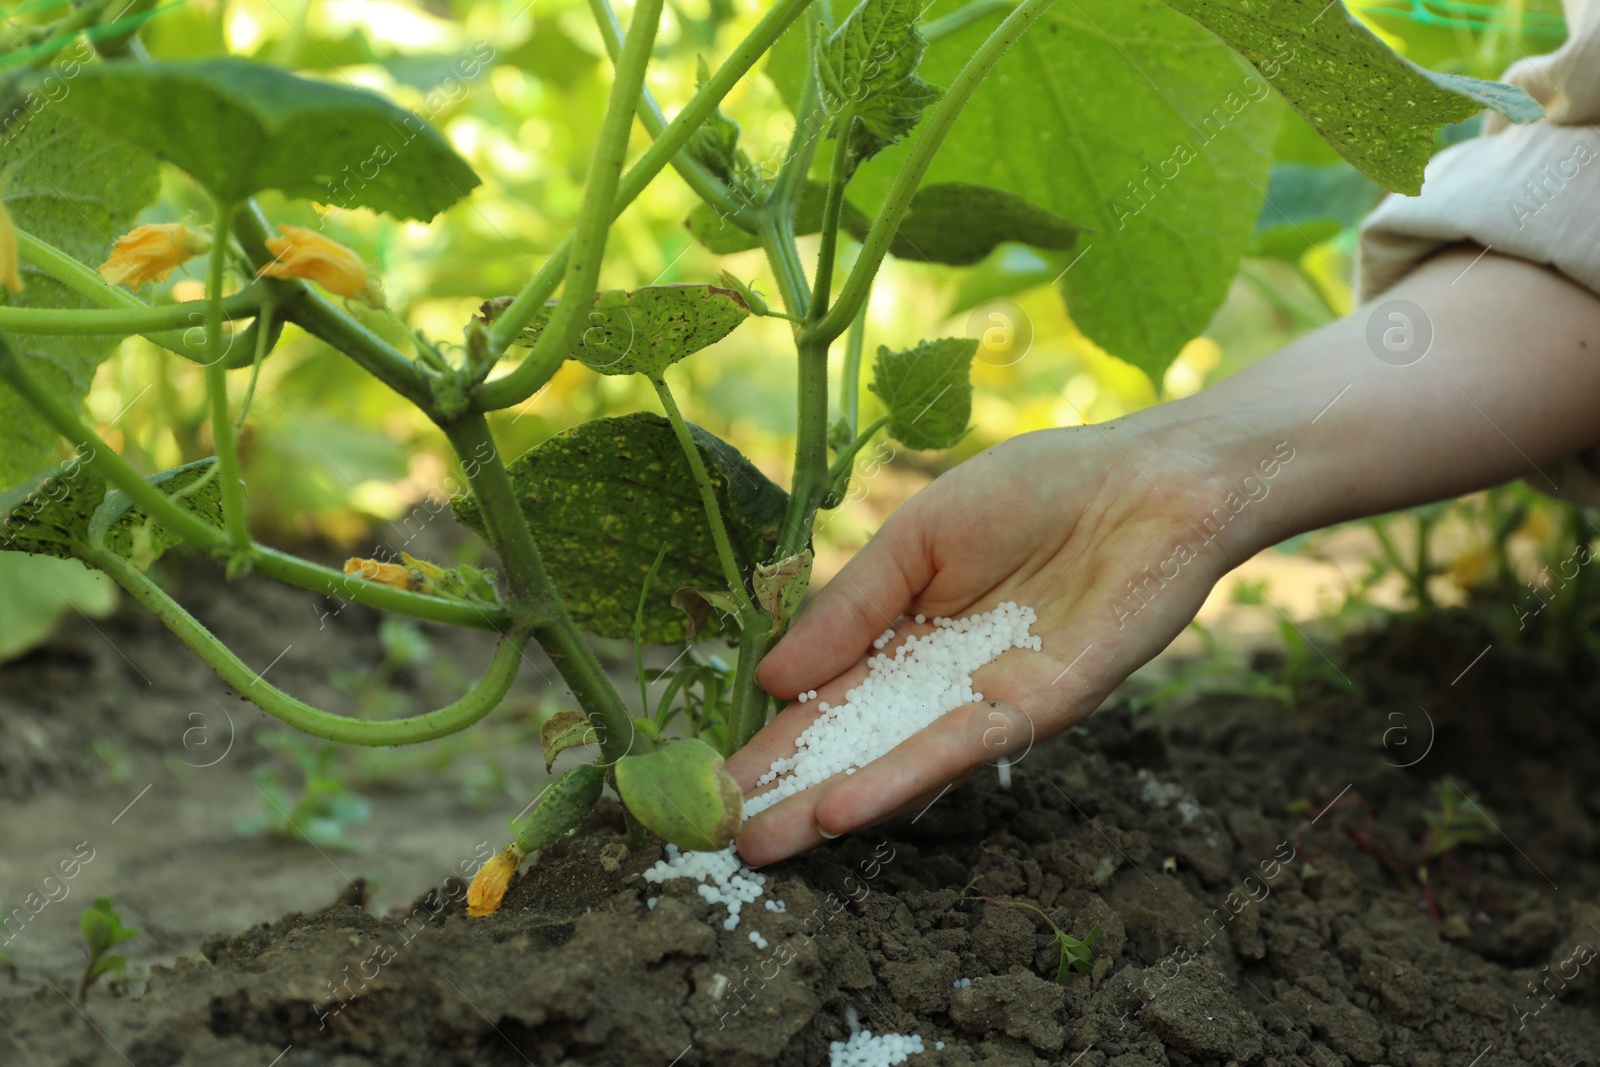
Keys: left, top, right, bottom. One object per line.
{"left": 728, "top": 420, "right": 1265, "bottom": 864}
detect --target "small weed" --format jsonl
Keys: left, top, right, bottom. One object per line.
{"left": 979, "top": 897, "right": 1100, "bottom": 982}
{"left": 238, "top": 731, "right": 371, "bottom": 851}
{"left": 77, "top": 897, "right": 138, "bottom": 1001}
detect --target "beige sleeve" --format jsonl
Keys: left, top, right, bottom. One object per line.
{"left": 1357, "top": 0, "right": 1600, "bottom": 505}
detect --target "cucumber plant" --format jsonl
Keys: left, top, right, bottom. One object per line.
{"left": 0, "top": 0, "right": 1538, "bottom": 903}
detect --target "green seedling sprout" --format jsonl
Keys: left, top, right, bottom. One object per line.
{"left": 238, "top": 732, "right": 371, "bottom": 851}
{"left": 979, "top": 897, "right": 1100, "bottom": 983}
{"left": 77, "top": 897, "right": 138, "bottom": 1001}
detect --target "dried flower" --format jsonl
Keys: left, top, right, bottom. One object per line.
{"left": 258, "top": 225, "right": 383, "bottom": 307}
{"left": 344, "top": 555, "right": 434, "bottom": 594}
{"left": 98, "top": 223, "right": 211, "bottom": 289}
{"left": 467, "top": 845, "right": 525, "bottom": 918}
{"left": 0, "top": 199, "right": 23, "bottom": 293}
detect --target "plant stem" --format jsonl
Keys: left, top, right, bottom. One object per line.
{"left": 0, "top": 334, "right": 517, "bottom": 631}
{"left": 757, "top": 214, "right": 812, "bottom": 318}
{"left": 769, "top": 14, "right": 826, "bottom": 215}
{"left": 807, "top": 119, "right": 854, "bottom": 324}
{"left": 0, "top": 293, "right": 258, "bottom": 335}
{"left": 475, "top": 0, "right": 816, "bottom": 406}
{"left": 779, "top": 333, "right": 833, "bottom": 558}
{"left": 813, "top": 0, "right": 1058, "bottom": 343}
{"left": 840, "top": 297, "right": 868, "bottom": 433}
{"left": 86, "top": 545, "right": 530, "bottom": 745}
{"left": 204, "top": 199, "right": 250, "bottom": 555}
{"left": 477, "top": 0, "right": 665, "bottom": 413}
{"left": 828, "top": 415, "right": 888, "bottom": 484}
{"left": 588, "top": 0, "right": 755, "bottom": 226}
{"left": 438, "top": 415, "right": 639, "bottom": 763}
{"left": 921, "top": 0, "right": 1014, "bottom": 43}
{"left": 650, "top": 374, "right": 757, "bottom": 619}
{"left": 727, "top": 620, "right": 777, "bottom": 752}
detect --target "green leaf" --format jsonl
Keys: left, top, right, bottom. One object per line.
{"left": 819, "top": 0, "right": 942, "bottom": 171}
{"left": 883, "top": 182, "right": 1088, "bottom": 266}
{"left": 869, "top": 337, "right": 977, "bottom": 451}
{"left": 89, "top": 458, "right": 225, "bottom": 568}
{"left": 1251, "top": 162, "right": 1381, "bottom": 260}
{"left": 0, "top": 458, "right": 106, "bottom": 560}
{"left": 452, "top": 414, "right": 788, "bottom": 642}
{"left": 852, "top": 0, "right": 1278, "bottom": 382}
{"left": 489, "top": 285, "right": 751, "bottom": 377}
{"left": 615, "top": 738, "right": 742, "bottom": 851}
{"left": 686, "top": 180, "right": 871, "bottom": 255}
{"left": 1155, "top": 0, "right": 1541, "bottom": 194}
{"left": 512, "top": 763, "right": 606, "bottom": 854}
{"left": 50, "top": 58, "right": 480, "bottom": 218}
{"left": 0, "top": 554, "right": 117, "bottom": 664}
{"left": 80, "top": 897, "right": 138, "bottom": 956}
{"left": 1, "top": 110, "right": 160, "bottom": 491}
{"left": 686, "top": 55, "right": 765, "bottom": 199}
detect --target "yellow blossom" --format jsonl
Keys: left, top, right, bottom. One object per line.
{"left": 344, "top": 555, "right": 435, "bottom": 594}
{"left": 258, "top": 225, "right": 383, "bottom": 307}
{"left": 467, "top": 845, "right": 525, "bottom": 918}
{"left": 0, "top": 199, "right": 22, "bottom": 293}
{"left": 98, "top": 223, "right": 211, "bottom": 289}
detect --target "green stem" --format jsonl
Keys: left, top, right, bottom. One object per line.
{"left": 588, "top": 0, "right": 755, "bottom": 225}
{"left": 840, "top": 297, "right": 868, "bottom": 434}
{"left": 204, "top": 199, "right": 250, "bottom": 555}
{"left": 828, "top": 415, "right": 888, "bottom": 484}
{"left": 477, "top": 0, "right": 666, "bottom": 412}
{"left": 650, "top": 375, "right": 757, "bottom": 619}
{"left": 769, "top": 13, "right": 826, "bottom": 215}
{"left": 813, "top": 0, "right": 1058, "bottom": 343}
{"left": 727, "top": 620, "right": 777, "bottom": 752}
{"left": 475, "top": 0, "right": 816, "bottom": 405}
{"left": 0, "top": 293, "right": 258, "bottom": 334}
{"left": 87, "top": 545, "right": 529, "bottom": 746}
{"left": 12, "top": 229, "right": 252, "bottom": 360}
{"left": 437, "top": 415, "right": 638, "bottom": 763}
{"left": 778, "top": 333, "right": 833, "bottom": 558}
{"left": 0, "top": 334, "right": 516, "bottom": 631}
{"left": 807, "top": 118, "right": 854, "bottom": 324}
{"left": 757, "top": 214, "right": 811, "bottom": 318}
{"left": 921, "top": 0, "right": 1014, "bottom": 43}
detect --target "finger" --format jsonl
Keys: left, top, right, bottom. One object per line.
{"left": 735, "top": 779, "right": 962, "bottom": 868}
{"left": 757, "top": 500, "right": 933, "bottom": 698}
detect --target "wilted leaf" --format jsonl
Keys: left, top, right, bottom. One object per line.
{"left": 1156, "top": 0, "right": 1540, "bottom": 194}
{"left": 452, "top": 414, "right": 788, "bottom": 642}
{"left": 540, "top": 710, "right": 598, "bottom": 772}
{"left": 615, "top": 738, "right": 742, "bottom": 851}
{"left": 51, "top": 58, "right": 480, "bottom": 218}
{"left": 754, "top": 549, "right": 812, "bottom": 635}
{"left": 869, "top": 337, "right": 977, "bottom": 450}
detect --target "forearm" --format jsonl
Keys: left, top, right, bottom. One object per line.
{"left": 1133, "top": 248, "right": 1600, "bottom": 555}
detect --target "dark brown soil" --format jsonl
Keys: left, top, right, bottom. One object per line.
{"left": 5, "top": 603, "right": 1600, "bottom": 1066}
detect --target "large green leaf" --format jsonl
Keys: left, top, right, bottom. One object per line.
{"left": 0, "top": 553, "right": 117, "bottom": 664}
{"left": 1155, "top": 0, "right": 1541, "bottom": 194}
{"left": 853, "top": 0, "right": 1279, "bottom": 382}
{"left": 1251, "top": 162, "right": 1381, "bottom": 260}
{"left": 50, "top": 58, "right": 480, "bottom": 218}
{"left": 489, "top": 285, "right": 752, "bottom": 378}
{"left": 0, "top": 110, "right": 160, "bottom": 491}
{"left": 451, "top": 414, "right": 788, "bottom": 642}
{"left": 819, "top": 0, "right": 942, "bottom": 172}
{"left": 869, "top": 337, "right": 977, "bottom": 450}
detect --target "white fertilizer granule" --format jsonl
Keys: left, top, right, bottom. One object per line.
{"left": 748, "top": 930, "right": 769, "bottom": 949}
{"left": 829, "top": 1030, "right": 925, "bottom": 1067}
{"left": 642, "top": 844, "right": 766, "bottom": 930}
{"left": 747, "top": 603, "right": 1040, "bottom": 817}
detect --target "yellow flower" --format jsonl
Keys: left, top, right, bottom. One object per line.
{"left": 467, "top": 845, "right": 525, "bottom": 918}
{"left": 98, "top": 223, "right": 211, "bottom": 288}
{"left": 343, "top": 555, "right": 434, "bottom": 594}
{"left": 0, "top": 199, "right": 22, "bottom": 293}
{"left": 258, "top": 225, "right": 383, "bottom": 307}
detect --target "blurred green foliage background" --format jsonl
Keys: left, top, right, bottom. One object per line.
{"left": 2, "top": 0, "right": 1580, "bottom": 659}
